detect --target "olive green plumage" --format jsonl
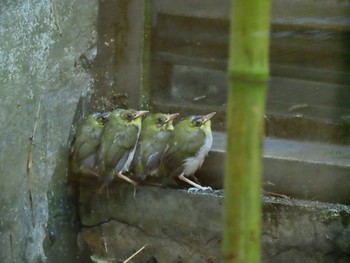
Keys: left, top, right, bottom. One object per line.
{"left": 98, "top": 108, "right": 148, "bottom": 190}
{"left": 161, "top": 112, "right": 216, "bottom": 189}
{"left": 70, "top": 112, "right": 110, "bottom": 176}
{"left": 132, "top": 112, "right": 179, "bottom": 180}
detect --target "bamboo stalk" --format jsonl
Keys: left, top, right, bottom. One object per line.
{"left": 223, "top": 1, "right": 271, "bottom": 263}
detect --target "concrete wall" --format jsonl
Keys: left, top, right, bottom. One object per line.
{"left": 79, "top": 184, "right": 350, "bottom": 263}
{"left": 0, "top": 0, "right": 98, "bottom": 262}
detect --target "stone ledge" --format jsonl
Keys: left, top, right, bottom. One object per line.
{"left": 198, "top": 132, "right": 350, "bottom": 204}
{"left": 79, "top": 183, "right": 350, "bottom": 262}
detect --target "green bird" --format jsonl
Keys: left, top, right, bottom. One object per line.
{"left": 161, "top": 112, "right": 216, "bottom": 190}
{"left": 98, "top": 108, "right": 148, "bottom": 192}
{"left": 132, "top": 112, "right": 179, "bottom": 180}
{"left": 70, "top": 112, "right": 110, "bottom": 177}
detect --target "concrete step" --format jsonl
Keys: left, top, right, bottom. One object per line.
{"left": 197, "top": 132, "right": 350, "bottom": 204}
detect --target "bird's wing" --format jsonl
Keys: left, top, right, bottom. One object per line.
{"left": 141, "top": 134, "right": 168, "bottom": 176}
{"left": 97, "top": 124, "right": 115, "bottom": 170}
{"left": 73, "top": 125, "right": 101, "bottom": 161}
{"left": 162, "top": 129, "right": 206, "bottom": 177}
{"left": 71, "top": 125, "right": 88, "bottom": 156}
{"left": 145, "top": 151, "right": 163, "bottom": 174}
{"left": 99, "top": 124, "right": 139, "bottom": 172}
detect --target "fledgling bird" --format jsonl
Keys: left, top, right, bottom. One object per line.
{"left": 98, "top": 108, "right": 148, "bottom": 192}
{"left": 70, "top": 112, "right": 110, "bottom": 177}
{"left": 161, "top": 112, "right": 216, "bottom": 189}
{"left": 132, "top": 112, "right": 179, "bottom": 180}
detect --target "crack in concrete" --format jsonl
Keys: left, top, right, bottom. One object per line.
{"left": 81, "top": 217, "right": 211, "bottom": 259}
{"left": 82, "top": 217, "right": 154, "bottom": 238}
{"left": 267, "top": 245, "right": 304, "bottom": 259}
{"left": 27, "top": 96, "right": 42, "bottom": 228}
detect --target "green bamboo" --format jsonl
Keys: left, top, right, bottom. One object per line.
{"left": 223, "top": 1, "right": 271, "bottom": 263}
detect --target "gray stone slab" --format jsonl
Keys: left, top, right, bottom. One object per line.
{"left": 79, "top": 184, "right": 350, "bottom": 263}
{"left": 196, "top": 132, "right": 350, "bottom": 204}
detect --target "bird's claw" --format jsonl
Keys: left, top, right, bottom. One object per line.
{"left": 187, "top": 186, "right": 213, "bottom": 194}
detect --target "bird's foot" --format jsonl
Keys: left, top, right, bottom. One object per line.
{"left": 264, "top": 191, "right": 290, "bottom": 199}
{"left": 178, "top": 173, "right": 205, "bottom": 190}
{"left": 117, "top": 172, "right": 138, "bottom": 186}
{"left": 79, "top": 164, "right": 100, "bottom": 178}
{"left": 187, "top": 186, "right": 213, "bottom": 194}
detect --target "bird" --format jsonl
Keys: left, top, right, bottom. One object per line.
{"left": 132, "top": 112, "right": 179, "bottom": 181}
{"left": 97, "top": 108, "right": 148, "bottom": 192}
{"left": 160, "top": 112, "right": 216, "bottom": 190}
{"left": 70, "top": 112, "right": 110, "bottom": 178}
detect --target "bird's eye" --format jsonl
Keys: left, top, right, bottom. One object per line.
{"left": 127, "top": 113, "right": 133, "bottom": 120}
{"left": 195, "top": 120, "right": 202, "bottom": 126}
{"left": 158, "top": 118, "right": 164, "bottom": 124}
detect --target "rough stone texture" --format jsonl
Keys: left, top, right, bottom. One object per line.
{"left": 79, "top": 184, "right": 350, "bottom": 263}
{"left": 0, "top": 0, "right": 98, "bottom": 262}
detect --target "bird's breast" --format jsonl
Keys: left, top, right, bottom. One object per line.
{"left": 182, "top": 131, "right": 213, "bottom": 176}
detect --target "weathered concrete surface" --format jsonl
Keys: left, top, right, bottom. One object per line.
{"left": 0, "top": 0, "right": 98, "bottom": 262}
{"left": 89, "top": 0, "right": 148, "bottom": 112}
{"left": 79, "top": 184, "right": 350, "bottom": 263}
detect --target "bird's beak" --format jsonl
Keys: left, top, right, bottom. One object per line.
{"left": 202, "top": 112, "right": 216, "bottom": 123}
{"left": 165, "top": 113, "right": 179, "bottom": 123}
{"left": 133, "top": 110, "right": 149, "bottom": 119}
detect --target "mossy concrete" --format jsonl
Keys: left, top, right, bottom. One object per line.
{"left": 0, "top": 0, "right": 98, "bottom": 262}
{"left": 79, "top": 184, "right": 350, "bottom": 263}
